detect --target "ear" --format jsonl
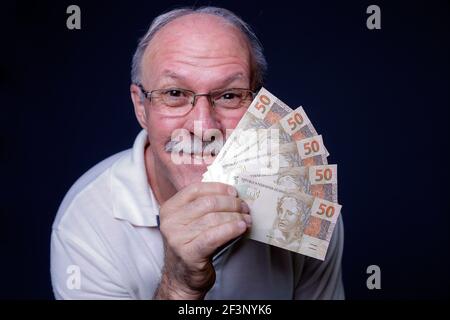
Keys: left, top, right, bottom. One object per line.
{"left": 130, "top": 83, "right": 148, "bottom": 130}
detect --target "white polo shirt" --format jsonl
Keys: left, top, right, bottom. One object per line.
{"left": 50, "top": 130, "right": 345, "bottom": 299}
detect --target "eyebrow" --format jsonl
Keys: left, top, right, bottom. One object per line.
{"left": 159, "top": 71, "right": 247, "bottom": 88}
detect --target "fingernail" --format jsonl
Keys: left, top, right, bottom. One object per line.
{"left": 243, "top": 214, "right": 252, "bottom": 226}
{"left": 228, "top": 186, "right": 238, "bottom": 197}
{"left": 241, "top": 202, "right": 250, "bottom": 213}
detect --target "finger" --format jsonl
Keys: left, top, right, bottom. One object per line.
{"left": 181, "top": 195, "right": 248, "bottom": 220}
{"left": 188, "top": 211, "right": 252, "bottom": 237}
{"left": 171, "top": 182, "right": 237, "bottom": 208}
{"left": 190, "top": 219, "right": 249, "bottom": 257}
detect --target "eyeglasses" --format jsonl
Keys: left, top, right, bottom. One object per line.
{"left": 137, "top": 84, "right": 255, "bottom": 116}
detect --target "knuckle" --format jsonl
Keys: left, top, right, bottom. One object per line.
{"left": 200, "top": 196, "right": 217, "bottom": 211}
{"left": 229, "top": 211, "right": 241, "bottom": 222}
{"left": 205, "top": 211, "right": 220, "bottom": 225}
{"left": 216, "top": 182, "right": 228, "bottom": 192}
{"left": 190, "top": 183, "right": 201, "bottom": 195}
{"left": 209, "top": 182, "right": 227, "bottom": 194}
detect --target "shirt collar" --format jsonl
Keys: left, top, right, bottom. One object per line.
{"left": 111, "top": 129, "right": 159, "bottom": 227}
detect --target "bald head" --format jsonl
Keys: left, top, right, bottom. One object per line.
{"left": 147, "top": 13, "right": 251, "bottom": 65}
{"left": 141, "top": 13, "right": 251, "bottom": 88}
{"left": 131, "top": 7, "right": 267, "bottom": 90}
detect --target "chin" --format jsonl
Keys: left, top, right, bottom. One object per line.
{"left": 160, "top": 150, "right": 218, "bottom": 190}
{"left": 170, "top": 162, "right": 209, "bottom": 190}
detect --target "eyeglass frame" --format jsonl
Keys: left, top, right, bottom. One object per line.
{"left": 136, "top": 83, "right": 256, "bottom": 110}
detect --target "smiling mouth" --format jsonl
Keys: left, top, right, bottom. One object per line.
{"left": 168, "top": 151, "right": 217, "bottom": 165}
{"left": 192, "top": 153, "right": 213, "bottom": 161}
{"left": 165, "top": 141, "right": 220, "bottom": 157}
{"left": 174, "top": 150, "right": 217, "bottom": 157}
{"left": 164, "top": 134, "right": 222, "bottom": 166}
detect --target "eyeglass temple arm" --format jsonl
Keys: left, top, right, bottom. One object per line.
{"left": 136, "top": 83, "right": 151, "bottom": 100}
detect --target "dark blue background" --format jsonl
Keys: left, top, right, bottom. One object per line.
{"left": 1, "top": 0, "right": 449, "bottom": 299}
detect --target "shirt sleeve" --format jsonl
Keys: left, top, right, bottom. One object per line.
{"left": 293, "top": 215, "right": 345, "bottom": 300}
{"left": 50, "top": 227, "right": 132, "bottom": 299}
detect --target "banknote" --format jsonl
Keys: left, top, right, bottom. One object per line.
{"left": 226, "top": 106, "right": 330, "bottom": 163}
{"left": 204, "top": 134, "right": 329, "bottom": 185}
{"left": 278, "top": 106, "right": 320, "bottom": 143}
{"left": 219, "top": 127, "right": 281, "bottom": 163}
{"left": 205, "top": 162, "right": 337, "bottom": 203}
{"left": 202, "top": 134, "right": 282, "bottom": 183}
{"left": 235, "top": 175, "right": 342, "bottom": 260}
{"left": 213, "top": 87, "right": 292, "bottom": 164}
{"left": 201, "top": 88, "right": 341, "bottom": 260}
{"left": 220, "top": 135, "right": 328, "bottom": 170}
{"left": 242, "top": 165, "right": 338, "bottom": 202}
{"left": 215, "top": 105, "right": 329, "bottom": 167}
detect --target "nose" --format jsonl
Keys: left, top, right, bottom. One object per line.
{"left": 192, "top": 93, "right": 213, "bottom": 108}
{"left": 185, "top": 95, "right": 221, "bottom": 137}
{"left": 280, "top": 209, "right": 288, "bottom": 220}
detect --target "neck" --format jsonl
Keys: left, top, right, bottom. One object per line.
{"left": 144, "top": 145, "right": 177, "bottom": 205}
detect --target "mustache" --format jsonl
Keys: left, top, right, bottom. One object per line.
{"left": 164, "top": 134, "right": 223, "bottom": 156}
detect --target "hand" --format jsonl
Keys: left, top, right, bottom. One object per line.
{"left": 153, "top": 182, "right": 251, "bottom": 300}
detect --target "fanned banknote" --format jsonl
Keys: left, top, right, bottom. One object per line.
{"left": 220, "top": 135, "right": 328, "bottom": 171}
{"left": 228, "top": 105, "right": 327, "bottom": 162}
{"left": 202, "top": 88, "right": 342, "bottom": 260}
{"left": 213, "top": 87, "right": 292, "bottom": 164}
{"left": 242, "top": 165, "right": 338, "bottom": 203}
{"left": 235, "top": 175, "right": 341, "bottom": 260}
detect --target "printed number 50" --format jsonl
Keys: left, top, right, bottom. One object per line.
{"left": 316, "top": 203, "right": 335, "bottom": 218}
{"left": 287, "top": 113, "right": 304, "bottom": 130}
{"left": 304, "top": 140, "right": 320, "bottom": 155}
{"left": 315, "top": 168, "right": 332, "bottom": 182}
{"left": 255, "top": 95, "right": 270, "bottom": 114}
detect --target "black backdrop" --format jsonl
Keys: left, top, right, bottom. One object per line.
{"left": 1, "top": 0, "right": 449, "bottom": 299}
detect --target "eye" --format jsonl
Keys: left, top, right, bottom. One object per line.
{"left": 164, "top": 89, "right": 184, "bottom": 98}
{"left": 220, "top": 91, "right": 241, "bottom": 100}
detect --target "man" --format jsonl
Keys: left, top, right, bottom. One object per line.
{"left": 51, "top": 6, "right": 344, "bottom": 300}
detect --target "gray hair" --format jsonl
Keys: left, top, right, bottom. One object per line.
{"left": 131, "top": 6, "right": 267, "bottom": 90}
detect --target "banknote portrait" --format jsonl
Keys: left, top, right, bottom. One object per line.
{"left": 269, "top": 195, "right": 307, "bottom": 251}
{"left": 276, "top": 171, "right": 308, "bottom": 192}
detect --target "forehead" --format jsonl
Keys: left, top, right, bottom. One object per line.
{"left": 141, "top": 13, "right": 251, "bottom": 85}
{"left": 150, "top": 13, "right": 249, "bottom": 53}
{"left": 281, "top": 198, "right": 299, "bottom": 210}
{"left": 279, "top": 176, "right": 297, "bottom": 184}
